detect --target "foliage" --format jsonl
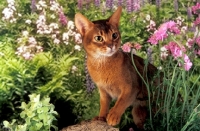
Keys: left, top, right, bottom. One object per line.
{"left": 0, "top": 0, "right": 200, "bottom": 131}
{"left": 3, "top": 94, "right": 58, "bottom": 131}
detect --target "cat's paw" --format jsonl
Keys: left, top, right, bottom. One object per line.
{"left": 106, "top": 109, "right": 121, "bottom": 126}
{"left": 92, "top": 116, "right": 106, "bottom": 122}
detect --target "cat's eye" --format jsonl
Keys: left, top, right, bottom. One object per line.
{"left": 94, "top": 36, "right": 103, "bottom": 42}
{"left": 112, "top": 32, "right": 118, "bottom": 40}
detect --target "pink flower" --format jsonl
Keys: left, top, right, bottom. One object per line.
{"left": 133, "top": 43, "right": 142, "bottom": 50}
{"left": 186, "top": 38, "right": 194, "bottom": 48}
{"left": 121, "top": 42, "right": 132, "bottom": 52}
{"left": 195, "top": 50, "right": 200, "bottom": 55}
{"left": 165, "top": 42, "right": 185, "bottom": 59}
{"left": 59, "top": 11, "right": 68, "bottom": 26}
{"left": 194, "top": 17, "right": 200, "bottom": 26}
{"left": 183, "top": 54, "right": 192, "bottom": 71}
{"left": 148, "top": 21, "right": 180, "bottom": 45}
{"left": 192, "top": 2, "right": 200, "bottom": 14}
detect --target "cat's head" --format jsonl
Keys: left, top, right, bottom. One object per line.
{"left": 75, "top": 7, "right": 122, "bottom": 58}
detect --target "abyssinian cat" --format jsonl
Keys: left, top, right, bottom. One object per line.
{"left": 75, "top": 7, "right": 159, "bottom": 130}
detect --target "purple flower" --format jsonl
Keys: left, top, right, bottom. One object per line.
{"left": 156, "top": 0, "right": 160, "bottom": 8}
{"left": 174, "top": 0, "right": 178, "bottom": 12}
{"left": 187, "top": 7, "right": 192, "bottom": 19}
{"left": 77, "top": 0, "right": 82, "bottom": 10}
{"left": 126, "top": 0, "right": 133, "bottom": 13}
{"left": 31, "top": 0, "right": 37, "bottom": 12}
{"left": 106, "top": 0, "right": 114, "bottom": 9}
{"left": 133, "top": 0, "right": 140, "bottom": 11}
{"left": 85, "top": 57, "right": 96, "bottom": 93}
{"left": 118, "top": 0, "right": 123, "bottom": 6}
{"left": 94, "top": 0, "right": 100, "bottom": 7}
{"left": 59, "top": 11, "right": 68, "bottom": 26}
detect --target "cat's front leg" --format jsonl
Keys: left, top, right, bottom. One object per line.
{"left": 106, "top": 89, "right": 134, "bottom": 126}
{"left": 93, "top": 87, "right": 112, "bottom": 122}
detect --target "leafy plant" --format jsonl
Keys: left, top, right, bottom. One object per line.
{"left": 3, "top": 94, "right": 58, "bottom": 131}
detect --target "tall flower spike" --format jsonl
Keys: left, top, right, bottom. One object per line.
{"left": 156, "top": 0, "right": 160, "bottom": 8}
{"left": 94, "top": 0, "right": 100, "bottom": 7}
{"left": 126, "top": 0, "right": 133, "bottom": 13}
{"left": 31, "top": 0, "right": 37, "bottom": 12}
{"left": 106, "top": 0, "right": 114, "bottom": 9}
{"left": 77, "top": 0, "right": 82, "bottom": 10}
{"left": 174, "top": 0, "right": 178, "bottom": 12}
{"left": 118, "top": 0, "right": 123, "bottom": 6}
{"left": 85, "top": 56, "right": 96, "bottom": 93}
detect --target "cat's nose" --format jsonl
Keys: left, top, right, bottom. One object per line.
{"left": 107, "top": 44, "right": 113, "bottom": 48}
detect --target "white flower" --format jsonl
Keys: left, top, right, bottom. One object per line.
{"left": 22, "top": 52, "right": 33, "bottom": 60}
{"left": 67, "top": 21, "right": 75, "bottom": 30}
{"left": 2, "top": 8, "right": 13, "bottom": 20}
{"left": 25, "top": 19, "right": 31, "bottom": 24}
{"left": 74, "top": 45, "right": 81, "bottom": 51}
{"left": 28, "top": 37, "right": 37, "bottom": 45}
{"left": 74, "top": 33, "right": 82, "bottom": 44}
{"left": 53, "top": 38, "right": 60, "bottom": 44}
{"left": 50, "top": 14, "right": 56, "bottom": 19}
{"left": 67, "top": 30, "right": 75, "bottom": 36}
{"left": 62, "top": 32, "right": 69, "bottom": 41}
{"left": 72, "top": 65, "right": 78, "bottom": 72}
{"left": 51, "top": 34, "right": 57, "bottom": 39}
{"left": 7, "top": 0, "right": 15, "bottom": 4}
{"left": 50, "top": 2, "right": 60, "bottom": 11}
{"left": 49, "top": 23, "right": 59, "bottom": 29}
{"left": 38, "top": 0, "right": 47, "bottom": 8}
{"left": 146, "top": 14, "right": 151, "bottom": 21}
{"left": 160, "top": 47, "right": 168, "bottom": 60}
{"left": 160, "top": 46, "right": 167, "bottom": 52}
{"left": 22, "top": 31, "right": 29, "bottom": 37}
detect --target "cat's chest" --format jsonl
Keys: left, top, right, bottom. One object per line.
{"left": 87, "top": 62, "right": 121, "bottom": 98}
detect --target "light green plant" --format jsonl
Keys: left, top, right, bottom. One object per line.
{"left": 3, "top": 94, "right": 58, "bottom": 131}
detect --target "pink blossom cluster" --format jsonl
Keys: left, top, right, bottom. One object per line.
{"left": 186, "top": 37, "right": 200, "bottom": 56}
{"left": 192, "top": 3, "right": 200, "bottom": 26}
{"left": 121, "top": 42, "right": 142, "bottom": 53}
{"left": 148, "top": 21, "right": 180, "bottom": 45}
{"left": 192, "top": 2, "right": 200, "bottom": 14}
{"left": 162, "top": 42, "right": 192, "bottom": 71}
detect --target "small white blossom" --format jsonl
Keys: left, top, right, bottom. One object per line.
{"left": 62, "top": 32, "right": 69, "bottom": 41}
{"left": 50, "top": 14, "right": 56, "bottom": 19}
{"left": 22, "top": 52, "right": 34, "bottom": 60}
{"left": 74, "top": 45, "right": 81, "bottom": 51}
{"left": 25, "top": 19, "right": 31, "bottom": 24}
{"left": 67, "top": 21, "right": 75, "bottom": 30}
{"left": 146, "top": 14, "right": 151, "bottom": 21}
{"left": 28, "top": 37, "right": 37, "bottom": 45}
{"left": 74, "top": 33, "right": 82, "bottom": 44}
{"left": 22, "top": 31, "right": 29, "bottom": 37}
{"left": 72, "top": 65, "right": 78, "bottom": 72}
{"left": 53, "top": 38, "right": 60, "bottom": 44}
{"left": 49, "top": 23, "right": 59, "bottom": 29}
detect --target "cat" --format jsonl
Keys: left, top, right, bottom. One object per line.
{"left": 75, "top": 6, "right": 160, "bottom": 130}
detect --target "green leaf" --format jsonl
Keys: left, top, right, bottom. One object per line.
{"left": 36, "top": 122, "right": 43, "bottom": 129}
{"left": 3, "top": 121, "right": 10, "bottom": 128}
{"left": 20, "top": 102, "right": 27, "bottom": 109}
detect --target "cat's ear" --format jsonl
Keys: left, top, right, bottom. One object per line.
{"left": 75, "top": 13, "right": 93, "bottom": 36}
{"left": 108, "top": 6, "right": 122, "bottom": 27}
